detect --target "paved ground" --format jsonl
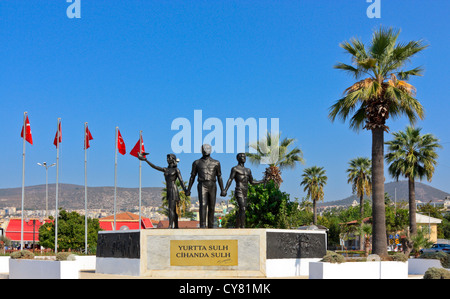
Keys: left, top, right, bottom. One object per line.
{"left": 77, "top": 270, "right": 310, "bottom": 279}
{"left": 0, "top": 270, "right": 424, "bottom": 279}
{"left": 81, "top": 271, "right": 424, "bottom": 279}
{"left": 78, "top": 271, "right": 424, "bottom": 279}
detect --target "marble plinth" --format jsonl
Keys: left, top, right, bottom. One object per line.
{"left": 96, "top": 228, "right": 327, "bottom": 278}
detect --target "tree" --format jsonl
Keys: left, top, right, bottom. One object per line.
{"left": 300, "top": 166, "right": 328, "bottom": 224}
{"left": 410, "top": 227, "right": 434, "bottom": 257}
{"left": 386, "top": 126, "right": 442, "bottom": 237}
{"left": 360, "top": 223, "right": 373, "bottom": 257}
{"left": 318, "top": 211, "right": 341, "bottom": 248}
{"left": 329, "top": 26, "right": 428, "bottom": 257}
{"left": 246, "top": 132, "right": 304, "bottom": 187}
{"left": 0, "top": 235, "right": 11, "bottom": 254}
{"left": 385, "top": 126, "right": 441, "bottom": 237}
{"left": 385, "top": 198, "right": 409, "bottom": 239}
{"left": 223, "top": 181, "right": 298, "bottom": 229}
{"left": 346, "top": 157, "right": 372, "bottom": 250}
{"left": 39, "top": 209, "right": 102, "bottom": 253}
{"left": 441, "top": 212, "right": 450, "bottom": 240}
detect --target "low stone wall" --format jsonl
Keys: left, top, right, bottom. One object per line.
{"left": 309, "top": 261, "right": 408, "bottom": 279}
{"left": 408, "top": 258, "right": 446, "bottom": 275}
{"left": 9, "top": 259, "right": 80, "bottom": 279}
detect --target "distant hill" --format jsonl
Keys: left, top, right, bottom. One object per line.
{"left": 319, "top": 181, "right": 450, "bottom": 207}
{"left": 1, "top": 180, "right": 448, "bottom": 211}
{"left": 0, "top": 184, "right": 164, "bottom": 211}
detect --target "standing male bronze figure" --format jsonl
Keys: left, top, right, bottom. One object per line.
{"left": 222, "top": 153, "right": 264, "bottom": 228}
{"left": 186, "top": 144, "right": 225, "bottom": 228}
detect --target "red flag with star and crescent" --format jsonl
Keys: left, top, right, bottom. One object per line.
{"left": 84, "top": 125, "right": 93, "bottom": 149}
{"left": 130, "top": 136, "right": 146, "bottom": 158}
{"left": 20, "top": 115, "right": 33, "bottom": 145}
{"left": 53, "top": 122, "right": 62, "bottom": 147}
{"left": 117, "top": 129, "right": 126, "bottom": 155}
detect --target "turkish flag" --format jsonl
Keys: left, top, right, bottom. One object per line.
{"left": 20, "top": 115, "right": 33, "bottom": 145}
{"left": 130, "top": 136, "right": 146, "bottom": 158}
{"left": 84, "top": 125, "right": 93, "bottom": 149}
{"left": 53, "top": 122, "right": 62, "bottom": 147}
{"left": 117, "top": 130, "right": 126, "bottom": 155}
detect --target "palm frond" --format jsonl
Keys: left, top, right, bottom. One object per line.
{"left": 330, "top": 26, "right": 428, "bottom": 131}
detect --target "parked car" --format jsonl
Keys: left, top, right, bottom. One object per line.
{"left": 420, "top": 243, "right": 450, "bottom": 254}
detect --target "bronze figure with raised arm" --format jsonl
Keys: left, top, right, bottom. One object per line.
{"left": 186, "top": 144, "right": 225, "bottom": 228}
{"left": 138, "top": 152, "right": 188, "bottom": 229}
{"left": 222, "top": 153, "right": 264, "bottom": 228}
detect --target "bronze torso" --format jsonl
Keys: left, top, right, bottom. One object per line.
{"left": 192, "top": 157, "right": 221, "bottom": 182}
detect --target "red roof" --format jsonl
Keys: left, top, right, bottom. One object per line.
{"left": 98, "top": 212, "right": 154, "bottom": 231}
{"left": 342, "top": 217, "right": 372, "bottom": 225}
{"left": 5, "top": 218, "right": 52, "bottom": 242}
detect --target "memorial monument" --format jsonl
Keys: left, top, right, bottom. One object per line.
{"left": 222, "top": 153, "right": 264, "bottom": 228}
{"left": 96, "top": 145, "right": 327, "bottom": 278}
{"left": 186, "top": 144, "right": 225, "bottom": 228}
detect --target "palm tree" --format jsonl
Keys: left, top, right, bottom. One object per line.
{"left": 346, "top": 157, "right": 372, "bottom": 250}
{"left": 385, "top": 126, "right": 441, "bottom": 237}
{"left": 361, "top": 223, "right": 373, "bottom": 257}
{"left": 246, "top": 132, "right": 304, "bottom": 187}
{"left": 300, "top": 166, "right": 328, "bottom": 224}
{"left": 329, "top": 26, "right": 428, "bottom": 256}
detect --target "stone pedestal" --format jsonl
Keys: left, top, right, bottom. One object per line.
{"left": 96, "top": 228, "right": 327, "bottom": 278}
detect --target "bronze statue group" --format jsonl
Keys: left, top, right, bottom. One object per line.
{"left": 137, "top": 144, "right": 263, "bottom": 229}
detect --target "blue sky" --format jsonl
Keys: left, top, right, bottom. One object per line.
{"left": 1, "top": 0, "right": 449, "bottom": 204}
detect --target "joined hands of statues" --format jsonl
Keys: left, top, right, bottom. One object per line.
{"left": 220, "top": 190, "right": 227, "bottom": 197}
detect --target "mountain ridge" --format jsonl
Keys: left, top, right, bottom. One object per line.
{"left": 0, "top": 180, "right": 448, "bottom": 211}
{"left": 319, "top": 180, "right": 450, "bottom": 207}
{"left": 0, "top": 183, "right": 164, "bottom": 211}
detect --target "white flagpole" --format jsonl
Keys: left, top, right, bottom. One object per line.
{"left": 20, "top": 111, "right": 27, "bottom": 250}
{"left": 114, "top": 127, "right": 118, "bottom": 231}
{"left": 139, "top": 131, "right": 142, "bottom": 229}
{"left": 55, "top": 118, "right": 61, "bottom": 254}
{"left": 84, "top": 122, "right": 88, "bottom": 254}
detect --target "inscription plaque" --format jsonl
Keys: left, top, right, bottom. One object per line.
{"left": 170, "top": 240, "right": 238, "bottom": 266}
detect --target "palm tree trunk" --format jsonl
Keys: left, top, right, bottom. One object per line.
{"left": 371, "top": 127, "right": 388, "bottom": 257}
{"left": 408, "top": 177, "right": 417, "bottom": 236}
{"left": 313, "top": 199, "right": 317, "bottom": 225}
{"left": 360, "top": 194, "right": 365, "bottom": 251}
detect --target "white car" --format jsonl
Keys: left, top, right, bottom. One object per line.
{"left": 420, "top": 243, "right": 450, "bottom": 254}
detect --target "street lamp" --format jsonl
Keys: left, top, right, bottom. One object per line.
{"left": 37, "top": 162, "right": 56, "bottom": 218}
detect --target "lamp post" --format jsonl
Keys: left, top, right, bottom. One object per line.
{"left": 37, "top": 162, "right": 56, "bottom": 218}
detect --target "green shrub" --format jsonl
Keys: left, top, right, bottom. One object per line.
{"left": 391, "top": 253, "right": 408, "bottom": 262}
{"left": 419, "top": 252, "right": 450, "bottom": 269}
{"left": 10, "top": 250, "right": 35, "bottom": 260}
{"left": 423, "top": 267, "right": 450, "bottom": 279}
{"left": 56, "top": 252, "right": 76, "bottom": 261}
{"left": 321, "top": 251, "right": 345, "bottom": 264}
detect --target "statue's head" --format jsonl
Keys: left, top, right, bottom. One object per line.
{"left": 167, "top": 154, "right": 179, "bottom": 166}
{"left": 201, "top": 144, "right": 212, "bottom": 156}
{"left": 236, "top": 153, "right": 246, "bottom": 163}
